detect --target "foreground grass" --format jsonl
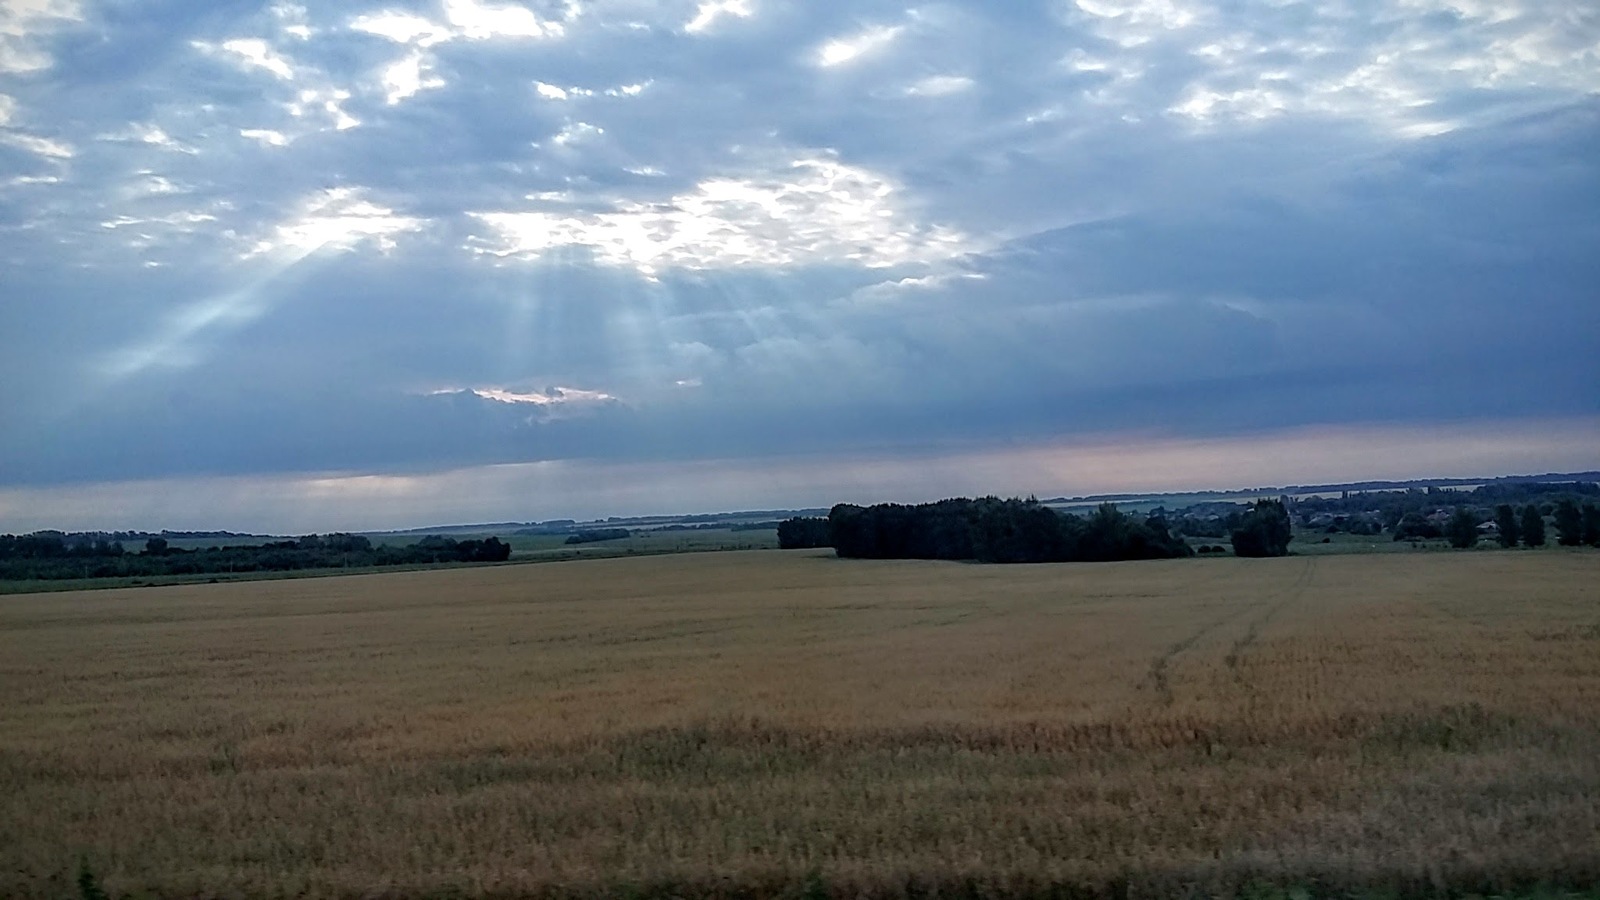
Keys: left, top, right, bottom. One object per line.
{"left": 1, "top": 551, "right": 1597, "bottom": 898}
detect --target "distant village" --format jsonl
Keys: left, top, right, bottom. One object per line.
{"left": 1161, "top": 478, "right": 1600, "bottom": 547}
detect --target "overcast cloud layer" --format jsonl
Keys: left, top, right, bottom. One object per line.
{"left": 2, "top": 0, "right": 1597, "bottom": 530}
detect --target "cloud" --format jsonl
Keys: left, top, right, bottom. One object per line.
{"left": 4, "top": 417, "right": 1597, "bottom": 533}
{"left": 0, "top": 0, "right": 82, "bottom": 73}
{"left": 97, "top": 123, "right": 194, "bottom": 154}
{"left": 816, "top": 24, "right": 904, "bottom": 67}
{"left": 380, "top": 51, "right": 446, "bottom": 104}
{"left": 250, "top": 187, "right": 424, "bottom": 257}
{"left": 351, "top": 11, "right": 455, "bottom": 47}
{"left": 197, "top": 38, "right": 299, "bottom": 80}
{"left": 469, "top": 155, "right": 976, "bottom": 273}
{"left": 240, "top": 128, "right": 290, "bottom": 147}
{"left": 684, "top": 0, "right": 753, "bottom": 35}
{"left": 1068, "top": 0, "right": 1197, "bottom": 47}
{"left": 0, "top": 129, "right": 70, "bottom": 158}
{"left": 904, "top": 75, "right": 974, "bottom": 97}
{"left": 350, "top": 0, "right": 579, "bottom": 110}
{"left": 442, "top": 0, "right": 571, "bottom": 40}
{"left": 0, "top": 0, "right": 1596, "bottom": 527}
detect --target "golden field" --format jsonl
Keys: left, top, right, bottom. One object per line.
{"left": 1, "top": 550, "right": 1598, "bottom": 898}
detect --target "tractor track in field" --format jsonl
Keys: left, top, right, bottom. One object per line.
{"left": 1145, "top": 557, "right": 1317, "bottom": 705}
{"left": 1224, "top": 557, "right": 1316, "bottom": 684}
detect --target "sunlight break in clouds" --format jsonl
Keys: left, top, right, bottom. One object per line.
{"left": 197, "top": 38, "right": 298, "bottom": 80}
{"left": 905, "top": 75, "right": 974, "bottom": 97}
{"left": 352, "top": 1, "right": 573, "bottom": 46}
{"left": 250, "top": 188, "right": 423, "bottom": 257}
{"left": 685, "top": 0, "right": 753, "bottom": 35}
{"left": 469, "top": 157, "right": 974, "bottom": 274}
{"left": 350, "top": 11, "right": 455, "bottom": 47}
{"left": 353, "top": 1, "right": 576, "bottom": 107}
{"left": 1071, "top": 0, "right": 1197, "bottom": 47}
{"left": 469, "top": 386, "right": 616, "bottom": 406}
{"left": 443, "top": 0, "right": 570, "bottom": 40}
{"left": 426, "top": 386, "right": 621, "bottom": 421}
{"left": 381, "top": 52, "right": 446, "bottom": 104}
{"left": 240, "top": 128, "right": 290, "bottom": 147}
{"left": 816, "top": 25, "right": 904, "bottom": 67}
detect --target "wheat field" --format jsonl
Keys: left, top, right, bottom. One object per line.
{"left": 1, "top": 550, "right": 1597, "bottom": 898}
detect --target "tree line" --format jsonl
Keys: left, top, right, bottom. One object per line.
{"left": 564, "top": 528, "right": 632, "bottom": 545}
{"left": 0, "top": 533, "right": 511, "bottom": 581}
{"left": 1470, "top": 500, "right": 1600, "bottom": 549}
{"left": 780, "top": 497, "right": 1197, "bottom": 563}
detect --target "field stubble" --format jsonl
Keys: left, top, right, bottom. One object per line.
{"left": 1, "top": 550, "right": 1597, "bottom": 898}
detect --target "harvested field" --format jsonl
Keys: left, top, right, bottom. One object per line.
{"left": 1, "top": 550, "right": 1598, "bottom": 898}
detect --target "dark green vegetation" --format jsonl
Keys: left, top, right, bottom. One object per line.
{"left": 0, "top": 532, "right": 509, "bottom": 582}
{"left": 1169, "top": 481, "right": 1599, "bottom": 545}
{"left": 828, "top": 497, "right": 1191, "bottom": 562}
{"left": 1229, "top": 499, "right": 1294, "bottom": 557}
{"left": 1523, "top": 505, "right": 1548, "bottom": 547}
{"left": 6, "top": 479, "right": 1597, "bottom": 593}
{"left": 1448, "top": 507, "right": 1482, "bottom": 549}
{"left": 1495, "top": 505, "right": 1522, "bottom": 547}
{"left": 564, "top": 528, "right": 633, "bottom": 545}
{"left": 777, "top": 516, "right": 832, "bottom": 549}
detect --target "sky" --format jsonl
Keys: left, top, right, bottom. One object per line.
{"left": 1, "top": 0, "right": 1597, "bottom": 533}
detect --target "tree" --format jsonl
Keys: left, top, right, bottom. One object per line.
{"left": 1446, "top": 507, "right": 1479, "bottom": 549}
{"left": 1554, "top": 499, "right": 1584, "bottom": 546}
{"left": 1521, "top": 504, "right": 1546, "bottom": 547}
{"left": 1230, "top": 499, "right": 1292, "bottom": 558}
{"left": 1584, "top": 503, "right": 1600, "bottom": 548}
{"left": 777, "top": 517, "right": 832, "bottom": 550}
{"left": 144, "top": 537, "right": 169, "bottom": 556}
{"left": 1493, "top": 504, "right": 1520, "bottom": 548}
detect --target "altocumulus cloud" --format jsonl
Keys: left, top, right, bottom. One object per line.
{"left": 0, "top": 0, "right": 1596, "bottom": 530}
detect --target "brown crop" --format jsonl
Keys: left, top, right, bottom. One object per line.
{"left": 1, "top": 550, "right": 1597, "bottom": 898}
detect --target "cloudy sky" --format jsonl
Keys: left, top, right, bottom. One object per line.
{"left": 1, "top": 0, "right": 1597, "bottom": 532}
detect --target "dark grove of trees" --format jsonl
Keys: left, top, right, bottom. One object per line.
{"left": 777, "top": 517, "right": 832, "bottom": 549}
{"left": 1229, "top": 499, "right": 1293, "bottom": 557}
{"left": 0, "top": 533, "right": 511, "bottom": 581}
{"left": 828, "top": 498, "right": 1191, "bottom": 563}
{"left": 564, "top": 528, "right": 632, "bottom": 545}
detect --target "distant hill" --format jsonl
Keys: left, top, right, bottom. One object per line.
{"left": 1042, "top": 471, "right": 1600, "bottom": 506}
